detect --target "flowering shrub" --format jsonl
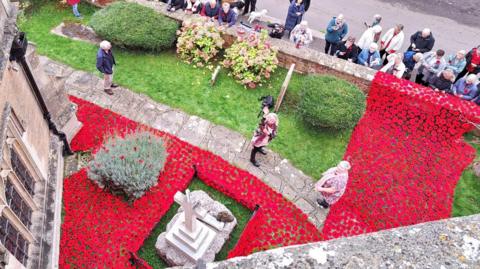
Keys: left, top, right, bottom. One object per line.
{"left": 223, "top": 30, "right": 278, "bottom": 89}
{"left": 62, "top": 96, "right": 321, "bottom": 268}
{"left": 87, "top": 130, "right": 167, "bottom": 202}
{"left": 176, "top": 18, "right": 224, "bottom": 68}
{"left": 322, "top": 72, "right": 480, "bottom": 240}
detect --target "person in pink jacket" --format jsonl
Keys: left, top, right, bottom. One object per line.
{"left": 316, "top": 160, "right": 351, "bottom": 208}
{"left": 250, "top": 110, "right": 278, "bottom": 167}
{"left": 67, "top": 0, "right": 82, "bottom": 18}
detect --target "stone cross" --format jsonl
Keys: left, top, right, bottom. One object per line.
{"left": 174, "top": 189, "right": 197, "bottom": 232}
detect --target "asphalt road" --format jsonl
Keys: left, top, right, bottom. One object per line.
{"left": 257, "top": 0, "right": 480, "bottom": 54}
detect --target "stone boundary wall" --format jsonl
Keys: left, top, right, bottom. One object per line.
{"left": 196, "top": 214, "right": 480, "bottom": 268}
{"left": 130, "top": 0, "right": 375, "bottom": 92}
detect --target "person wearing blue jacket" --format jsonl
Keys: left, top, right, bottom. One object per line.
{"left": 96, "top": 40, "right": 117, "bottom": 95}
{"left": 218, "top": 3, "right": 237, "bottom": 27}
{"left": 453, "top": 74, "right": 478, "bottom": 101}
{"left": 284, "top": 0, "right": 305, "bottom": 34}
{"left": 324, "top": 14, "right": 348, "bottom": 55}
{"left": 357, "top": 43, "right": 382, "bottom": 70}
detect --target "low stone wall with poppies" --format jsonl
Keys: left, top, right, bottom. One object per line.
{"left": 130, "top": 0, "right": 376, "bottom": 93}
{"left": 201, "top": 213, "right": 480, "bottom": 268}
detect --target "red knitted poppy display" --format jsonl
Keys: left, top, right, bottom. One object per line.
{"left": 60, "top": 96, "right": 320, "bottom": 268}
{"left": 322, "top": 72, "right": 480, "bottom": 239}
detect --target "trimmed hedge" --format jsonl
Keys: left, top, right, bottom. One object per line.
{"left": 298, "top": 75, "right": 366, "bottom": 130}
{"left": 89, "top": 2, "right": 178, "bottom": 51}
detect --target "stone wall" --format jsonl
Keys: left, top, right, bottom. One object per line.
{"left": 131, "top": 0, "right": 376, "bottom": 92}
{"left": 199, "top": 214, "right": 480, "bottom": 268}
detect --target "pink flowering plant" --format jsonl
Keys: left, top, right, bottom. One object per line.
{"left": 223, "top": 30, "right": 278, "bottom": 88}
{"left": 176, "top": 18, "right": 225, "bottom": 69}
{"left": 87, "top": 130, "right": 167, "bottom": 203}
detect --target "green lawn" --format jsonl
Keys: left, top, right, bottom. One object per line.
{"left": 19, "top": 3, "right": 349, "bottom": 180}
{"left": 20, "top": 3, "right": 480, "bottom": 219}
{"left": 138, "top": 178, "right": 251, "bottom": 268}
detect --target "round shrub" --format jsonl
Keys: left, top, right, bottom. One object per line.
{"left": 298, "top": 75, "right": 366, "bottom": 130}
{"left": 87, "top": 131, "right": 167, "bottom": 202}
{"left": 89, "top": 2, "right": 179, "bottom": 51}
{"left": 176, "top": 18, "right": 224, "bottom": 69}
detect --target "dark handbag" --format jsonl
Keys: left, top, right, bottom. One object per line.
{"left": 268, "top": 23, "right": 285, "bottom": 39}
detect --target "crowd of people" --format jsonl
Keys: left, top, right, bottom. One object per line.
{"left": 283, "top": 6, "right": 480, "bottom": 104}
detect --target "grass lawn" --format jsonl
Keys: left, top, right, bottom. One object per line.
{"left": 20, "top": 3, "right": 480, "bottom": 218}
{"left": 138, "top": 178, "right": 251, "bottom": 268}
{"left": 19, "top": 3, "right": 350, "bottom": 180}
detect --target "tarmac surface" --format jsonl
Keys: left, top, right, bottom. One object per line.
{"left": 258, "top": 0, "right": 480, "bottom": 54}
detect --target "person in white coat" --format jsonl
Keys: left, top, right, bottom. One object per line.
{"left": 380, "top": 24, "right": 404, "bottom": 64}
{"left": 357, "top": 25, "right": 382, "bottom": 50}
{"left": 380, "top": 53, "right": 406, "bottom": 78}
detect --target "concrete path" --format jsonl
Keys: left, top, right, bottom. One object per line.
{"left": 259, "top": 0, "right": 479, "bottom": 54}
{"left": 37, "top": 55, "right": 328, "bottom": 230}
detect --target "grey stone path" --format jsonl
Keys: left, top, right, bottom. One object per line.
{"left": 38, "top": 56, "right": 328, "bottom": 229}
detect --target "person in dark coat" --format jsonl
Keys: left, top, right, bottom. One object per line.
{"left": 408, "top": 28, "right": 435, "bottom": 53}
{"left": 324, "top": 14, "right": 349, "bottom": 55}
{"left": 243, "top": 0, "right": 255, "bottom": 15}
{"left": 428, "top": 69, "right": 455, "bottom": 93}
{"left": 335, "top": 36, "right": 359, "bottom": 63}
{"left": 167, "top": 0, "right": 185, "bottom": 12}
{"left": 284, "top": 0, "right": 305, "bottom": 34}
{"left": 288, "top": 0, "right": 310, "bottom": 11}
{"left": 200, "top": 0, "right": 220, "bottom": 19}
{"left": 456, "top": 45, "right": 480, "bottom": 82}
{"left": 218, "top": 3, "right": 237, "bottom": 27}
{"left": 96, "top": 40, "right": 118, "bottom": 95}
{"left": 402, "top": 51, "right": 423, "bottom": 80}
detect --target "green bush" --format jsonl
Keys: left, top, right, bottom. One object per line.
{"left": 89, "top": 2, "right": 178, "bottom": 51}
{"left": 298, "top": 75, "right": 366, "bottom": 130}
{"left": 88, "top": 130, "right": 167, "bottom": 202}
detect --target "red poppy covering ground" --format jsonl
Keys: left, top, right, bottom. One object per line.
{"left": 60, "top": 96, "right": 321, "bottom": 268}
{"left": 322, "top": 73, "right": 480, "bottom": 239}
{"left": 61, "top": 73, "right": 479, "bottom": 268}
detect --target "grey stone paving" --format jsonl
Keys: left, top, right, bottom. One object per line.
{"left": 39, "top": 56, "right": 328, "bottom": 229}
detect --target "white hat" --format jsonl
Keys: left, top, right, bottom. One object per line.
{"left": 337, "top": 161, "right": 351, "bottom": 172}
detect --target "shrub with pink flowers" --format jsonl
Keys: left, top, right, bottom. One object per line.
{"left": 176, "top": 18, "right": 224, "bottom": 69}
{"left": 87, "top": 130, "right": 167, "bottom": 203}
{"left": 223, "top": 30, "right": 278, "bottom": 89}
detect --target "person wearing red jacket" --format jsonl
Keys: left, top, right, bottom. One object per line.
{"left": 67, "top": 0, "right": 81, "bottom": 18}
{"left": 456, "top": 45, "right": 480, "bottom": 82}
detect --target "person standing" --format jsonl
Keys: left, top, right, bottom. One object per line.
{"left": 243, "top": 0, "right": 256, "bottom": 15}
{"left": 445, "top": 50, "right": 467, "bottom": 79}
{"left": 284, "top": 0, "right": 305, "bottom": 35}
{"left": 452, "top": 74, "right": 479, "bottom": 101}
{"left": 290, "top": 21, "right": 313, "bottom": 49}
{"left": 96, "top": 41, "right": 118, "bottom": 95}
{"left": 415, "top": 49, "right": 446, "bottom": 86}
{"left": 315, "top": 161, "right": 351, "bottom": 208}
{"left": 335, "top": 36, "right": 359, "bottom": 63}
{"left": 250, "top": 110, "right": 278, "bottom": 167}
{"left": 200, "top": 0, "right": 220, "bottom": 19}
{"left": 380, "top": 24, "right": 404, "bottom": 64}
{"left": 324, "top": 14, "right": 348, "bottom": 56}
{"left": 357, "top": 43, "right": 382, "bottom": 70}
{"left": 67, "top": 0, "right": 82, "bottom": 18}
{"left": 218, "top": 3, "right": 237, "bottom": 27}
{"left": 408, "top": 28, "right": 435, "bottom": 53}
{"left": 357, "top": 25, "right": 382, "bottom": 50}
{"left": 456, "top": 45, "right": 480, "bottom": 82}
{"left": 380, "top": 53, "right": 406, "bottom": 78}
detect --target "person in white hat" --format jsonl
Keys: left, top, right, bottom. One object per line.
{"left": 315, "top": 160, "right": 351, "bottom": 208}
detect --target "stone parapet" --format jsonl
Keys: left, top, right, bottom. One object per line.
{"left": 199, "top": 214, "right": 480, "bottom": 268}
{"left": 130, "top": 0, "right": 375, "bottom": 92}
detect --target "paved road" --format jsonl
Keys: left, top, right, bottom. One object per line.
{"left": 258, "top": 0, "right": 479, "bottom": 54}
